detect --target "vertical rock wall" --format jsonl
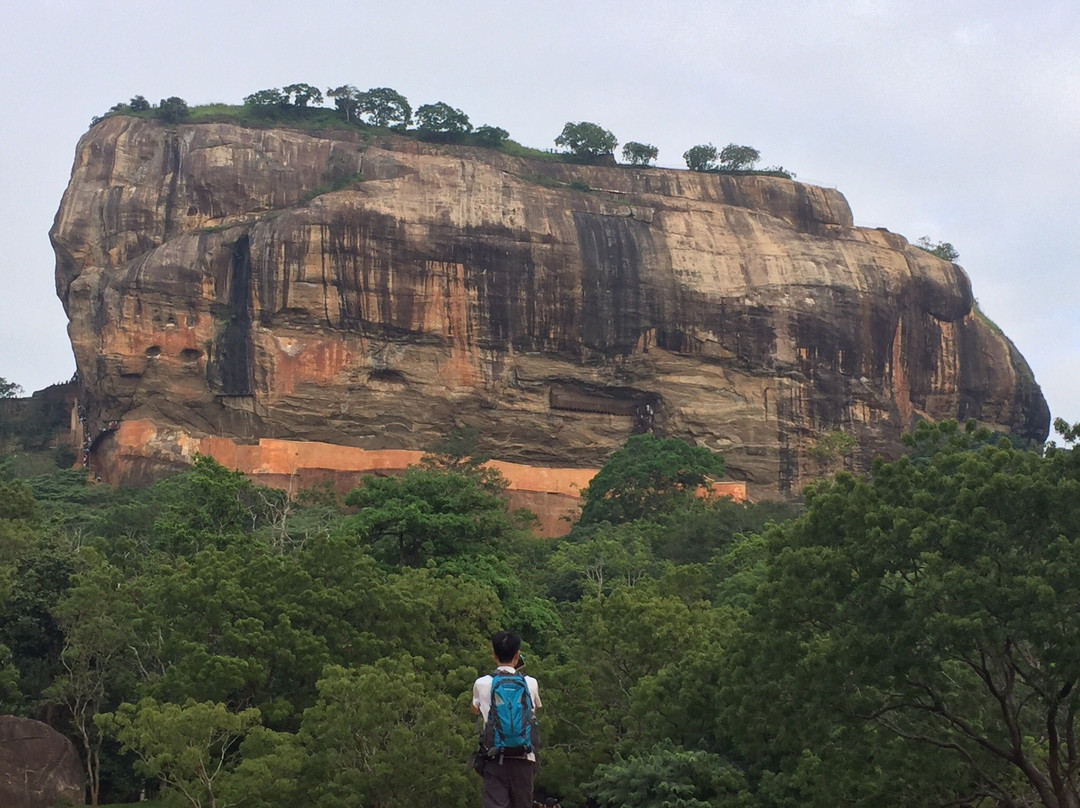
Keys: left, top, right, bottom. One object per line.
{"left": 52, "top": 117, "right": 1049, "bottom": 497}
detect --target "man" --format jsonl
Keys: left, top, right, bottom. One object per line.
{"left": 471, "top": 630, "right": 541, "bottom": 808}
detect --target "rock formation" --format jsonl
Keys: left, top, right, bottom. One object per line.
{"left": 52, "top": 116, "right": 1049, "bottom": 503}
{"left": 0, "top": 715, "right": 84, "bottom": 808}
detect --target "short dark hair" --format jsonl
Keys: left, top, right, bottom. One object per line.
{"left": 492, "top": 630, "right": 521, "bottom": 664}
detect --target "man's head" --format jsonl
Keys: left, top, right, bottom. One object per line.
{"left": 491, "top": 630, "right": 522, "bottom": 665}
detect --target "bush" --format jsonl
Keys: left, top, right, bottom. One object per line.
{"left": 555, "top": 121, "right": 617, "bottom": 161}
{"left": 717, "top": 143, "right": 760, "bottom": 171}
{"left": 622, "top": 141, "right": 658, "bottom": 166}
{"left": 157, "top": 97, "right": 190, "bottom": 124}
{"left": 683, "top": 144, "right": 717, "bottom": 172}
{"left": 474, "top": 125, "right": 509, "bottom": 148}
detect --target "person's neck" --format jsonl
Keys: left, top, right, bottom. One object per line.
{"left": 495, "top": 661, "right": 516, "bottom": 670}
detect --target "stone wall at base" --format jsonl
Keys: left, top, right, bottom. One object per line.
{"left": 96, "top": 418, "right": 747, "bottom": 536}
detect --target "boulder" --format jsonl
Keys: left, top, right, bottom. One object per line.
{"left": 0, "top": 715, "right": 84, "bottom": 807}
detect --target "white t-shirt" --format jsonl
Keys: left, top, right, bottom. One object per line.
{"left": 473, "top": 665, "right": 541, "bottom": 762}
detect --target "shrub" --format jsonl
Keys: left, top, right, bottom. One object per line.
{"left": 683, "top": 144, "right": 717, "bottom": 172}
{"left": 157, "top": 97, "right": 190, "bottom": 124}
{"left": 622, "top": 141, "right": 658, "bottom": 166}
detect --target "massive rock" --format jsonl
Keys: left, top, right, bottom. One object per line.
{"left": 0, "top": 715, "right": 84, "bottom": 807}
{"left": 52, "top": 116, "right": 1049, "bottom": 501}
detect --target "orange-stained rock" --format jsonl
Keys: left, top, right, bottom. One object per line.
{"left": 56, "top": 118, "right": 1049, "bottom": 502}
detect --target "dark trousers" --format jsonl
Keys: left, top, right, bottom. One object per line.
{"left": 482, "top": 757, "right": 534, "bottom": 808}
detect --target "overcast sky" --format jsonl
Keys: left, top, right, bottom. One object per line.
{"left": 2, "top": 0, "right": 1077, "bottom": 429}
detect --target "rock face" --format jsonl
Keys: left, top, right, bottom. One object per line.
{"left": 0, "top": 715, "right": 84, "bottom": 807}
{"left": 52, "top": 117, "right": 1049, "bottom": 498}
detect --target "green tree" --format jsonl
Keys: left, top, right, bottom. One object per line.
{"left": 0, "top": 525, "right": 75, "bottom": 712}
{"left": 550, "top": 521, "right": 659, "bottom": 596}
{"left": 586, "top": 739, "right": 755, "bottom": 808}
{"left": 0, "top": 489, "right": 44, "bottom": 708}
{"left": 916, "top": 236, "right": 960, "bottom": 262}
{"left": 650, "top": 497, "right": 800, "bottom": 566}
{"left": 0, "top": 478, "right": 35, "bottom": 521}
{"left": 0, "top": 377, "right": 22, "bottom": 399}
{"left": 717, "top": 143, "right": 760, "bottom": 171}
{"left": 299, "top": 659, "right": 473, "bottom": 808}
{"left": 99, "top": 697, "right": 262, "bottom": 808}
{"left": 415, "top": 102, "right": 472, "bottom": 139}
{"left": 148, "top": 455, "right": 266, "bottom": 554}
{"left": 541, "top": 585, "right": 718, "bottom": 802}
{"left": 806, "top": 428, "right": 858, "bottom": 476}
{"left": 474, "top": 124, "right": 509, "bottom": 147}
{"left": 422, "top": 425, "right": 490, "bottom": 471}
{"left": 579, "top": 434, "right": 725, "bottom": 527}
{"left": 45, "top": 548, "right": 137, "bottom": 806}
{"left": 344, "top": 466, "right": 514, "bottom": 567}
{"left": 281, "top": 83, "right": 323, "bottom": 108}
{"left": 683, "top": 144, "right": 718, "bottom": 172}
{"left": 157, "top": 97, "right": 190, "bottom": 124}
{"left": 326, "top": 85, "right": 362, "bottom": 123}
{"left": 555, "top": 121, "right": 618, "bottom": 160}
{"left": 621, "top": 141, "right": 659, "bottom": 166}
{"left": 357, "top": 87, "right": 412, "bottom": 129}
{"left": 725, "top": 422, "right": 1080, "bottom": 807}
{"left": 243, "top": 88, "right": 287, "bottom": 118}
{"left": 217, "top": 727, "right": 305, "bottom": 808}
{"left": 129, "top": 95, "right": 151, "bottom": 111}
{"left": 129, "top": 545, "right": 330, "bottom": 719}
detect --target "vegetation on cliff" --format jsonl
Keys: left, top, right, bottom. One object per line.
{"left": 1, "top": 420, "right": 1078, "bottom": 807}
{"left": 91, "top": 85, "right": 793, "bottom": 177}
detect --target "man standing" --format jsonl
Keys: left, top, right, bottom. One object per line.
{"left": 471, "top": 631, "right": 541, "bottom": 808}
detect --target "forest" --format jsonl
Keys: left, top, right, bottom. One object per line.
{"left": 1, "top": 422, "right": 1079, "bottom": 808}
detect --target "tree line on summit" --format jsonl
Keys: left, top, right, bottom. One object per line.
{"left": 1, "top": 419, "right": 1079, "bottom": 807}
{"left": 93, "top": 84, "right": 787, "bottom": 176}
{"left": 90, "top": 85, "right": 964, "bottom": 259}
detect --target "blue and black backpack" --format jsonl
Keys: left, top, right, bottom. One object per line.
{"left": 482, "top": 670, "right": 539, "bottom": 761}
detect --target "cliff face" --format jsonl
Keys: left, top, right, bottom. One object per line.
{"left": 52, "top": 116, "right": 1049, "bottom": 498}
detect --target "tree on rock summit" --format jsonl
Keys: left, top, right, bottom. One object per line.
{"left": 555, "top": 122, "right": 618, "bottom": 161}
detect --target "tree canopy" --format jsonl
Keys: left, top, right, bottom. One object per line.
{"left": 578, "top": 434, "right": 725, "bottom": 527}
{"left": 326, "top": 84, "right": 363, "bottom": 122}
{"left": 683, "top": 144, "right": 718, "bottom": 172}
{"left": 724, "top": 421, "right": 1080, "bottom": 807}
{"left": 621, "top": 142, "right": 659, "bottom": 166}
{"left": 717, "top": 143, "right": 760, "bottom": 171}
{"left": 357, "top": 87, "right": 412, "bottom": 129}
{"left": 555, "top": 121, "right": 618, "bottom": 160}
{"left": 916, "top": 236, "right": 960, "bottom": 262}
{"left": 6, "top": 415, "right": 1075, "bottom": 807}
{"left": 474, "top": 124, "right": 509, "bottom": 147}
{"left": 0, "top": 377, "right": 22, "bottom": 398}
{"left": 415, "top": 102, "right": 473, "bottom": 138}
{"left": 156, "top": 97, "right": 189, "bottom": 124}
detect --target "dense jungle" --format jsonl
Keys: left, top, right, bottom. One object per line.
{"left": 2, "top": 413, "right": 1080, "bottom": 808}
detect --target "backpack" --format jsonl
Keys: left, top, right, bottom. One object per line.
{"left": 481, "top": 670, "right": 539, "bottom": 760}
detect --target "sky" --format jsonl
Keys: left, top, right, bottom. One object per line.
{"left": 2, "top": 0, "right": 1078, "bottom": 428}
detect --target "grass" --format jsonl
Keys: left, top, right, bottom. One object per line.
{"left": 95, "top": 104, "right": 795, "bottom": 181}
{"left": 973, "top": 301, "right": 1005, "bottom": 337}
{"left": 300, "top": 170, "right": 366, "bottom": 204}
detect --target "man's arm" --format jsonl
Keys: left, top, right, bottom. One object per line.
{"left": 471, "top": 678, "right": 485, "bottom": 715}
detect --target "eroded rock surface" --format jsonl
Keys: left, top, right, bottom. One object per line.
{"left": 53, "top": 117, "right": 1049, "bottom": 498}
{"left": 0, "top": 715, "right": 84, "bottom": 808}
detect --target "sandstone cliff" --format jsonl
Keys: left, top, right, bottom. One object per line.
{"left": 52, "top": 116, "right": 1049, "bottom": 500}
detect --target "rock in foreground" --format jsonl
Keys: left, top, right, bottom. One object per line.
{"left": 0, "top": 716, "right": 84, "bottom": 808}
